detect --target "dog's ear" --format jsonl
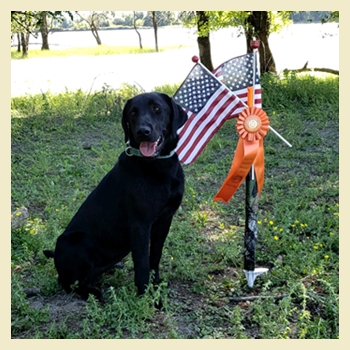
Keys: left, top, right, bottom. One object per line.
{"left": 172, "top": 99, "right": 188, "bottom": 134}
{"left": 160, "top": 93, "right": 188, "bottom": 138}
{"left": 122, "top": 98, "right": 132, "bottom": 143}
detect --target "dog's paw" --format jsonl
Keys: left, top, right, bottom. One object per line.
{"left": 43, "top": 250, "right": 55, "bottom": 258}
{"left": 77, "top": 286, "right": 104, "bottom": 302}
{"left": 154, "top": 299, "right": 163, "bottom": 310}
{"left": 115, "top": 262, "right": 124, "bottom": 269}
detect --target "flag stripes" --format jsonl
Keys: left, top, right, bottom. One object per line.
{"left": 176, "top": 86, "right": 244, "bottom": 164}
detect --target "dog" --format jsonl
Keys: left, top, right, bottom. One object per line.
{"left": 43, "top": 92, "right": 188, "bottom": 300}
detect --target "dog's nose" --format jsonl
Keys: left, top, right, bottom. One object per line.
{"left": 136, "top": 126, "right": 151, "bottom": 137}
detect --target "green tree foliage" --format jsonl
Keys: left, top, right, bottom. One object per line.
{"left": 326, "top": 11, "right": 339, "bottom": 23}
{"left": 11, "top": 11, "right": 74, "bottom": 56}
{"left": 121, "top": 12, "right": 144, "bottom": 27}
{"left": 185, "top": 11, "right": 292, "bottom": 44}
{"left": 181, "top": 11, "right": 293, "bottom": 73}
{"left": 143, "top": 11, "right": 176, "bottom": 27}
{"left": 290, "top": 11, "right": 338, "bottom": 23}
{"left": 11, "top": 11, "right": 73, "bottom": 34}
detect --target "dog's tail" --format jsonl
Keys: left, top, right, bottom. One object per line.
{"left": 43, "top": 250, "right": 55, "bottom": 259}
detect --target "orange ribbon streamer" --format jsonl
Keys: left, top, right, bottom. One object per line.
{"left": 214, "top": 87, "right": 269, "bottom": 203}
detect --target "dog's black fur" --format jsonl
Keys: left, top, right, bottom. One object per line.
{"left": 43, "top": 92, "right": 187, "bottom": 300}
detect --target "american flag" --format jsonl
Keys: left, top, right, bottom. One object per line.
{"left": 213, "top": 52, "right": 262, "bottom": 116}
{"left": 174, "top": 63, "right": 244, "bottom": 164}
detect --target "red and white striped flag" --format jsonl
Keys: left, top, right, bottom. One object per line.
{"left": 174, "top": 63, "right": 244, "bottom": 164}
{"left": 213, "top": 52, "right": 262, "bottom": 115}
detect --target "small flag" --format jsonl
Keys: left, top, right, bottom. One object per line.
{"left": 174, "top": 63, "right": 244, "bottom": 164}
{"left": 213, "top": 52, "right": 262, "bottom": 116}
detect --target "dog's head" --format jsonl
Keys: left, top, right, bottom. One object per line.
{"left": 122, "top": 92, "right": 188, "bottom": 158}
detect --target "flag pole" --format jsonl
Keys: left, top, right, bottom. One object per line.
{"left": 243, "top": 40, "right": 268, "bottom": 287}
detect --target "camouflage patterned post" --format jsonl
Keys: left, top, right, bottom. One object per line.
{"left": 243, "top": 40, "right": 268, "bottom": 287}
{"left": 243, "top": 166, "right": 258, "bottom": 271}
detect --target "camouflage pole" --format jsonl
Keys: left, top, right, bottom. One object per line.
{"left": 243, "top": 40, "right": 269, "bottom": 287}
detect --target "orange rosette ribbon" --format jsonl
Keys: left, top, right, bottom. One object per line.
{"left": 214, "top": 106, "right": 269, "bottom": 203}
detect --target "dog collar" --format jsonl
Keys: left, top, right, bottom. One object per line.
{"left": 125, "top": 142, "right": 175, "bottom": 159}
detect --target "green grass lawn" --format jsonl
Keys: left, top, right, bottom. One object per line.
{"left": 11, "top": 73, "right": 339, "bottom": 339}
{"left": 11, "top": 44, "right": 191, "bottom": 59}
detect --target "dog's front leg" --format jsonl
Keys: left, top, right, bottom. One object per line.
{"left": 130, "top": 225, "right": 151, "bottom": 295}
{"left": 150, "top": 214, "right": 173, "bottom": 285}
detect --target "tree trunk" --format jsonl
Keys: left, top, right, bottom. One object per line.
{"left": 88, "top": 13, "right": 102, "bottom": 45}
{"left": 245, "top": 11, "right": 276, "bottom": 74}
{"left": 90, "top": 23, "right": 102, "bottom": 45}
{"left": 152, "top": 11, "right": 159, "bottom": 52}
{"left": 17, "top": 33, "right": 21, "bottom": 52}
{"left": 196, "top": 11, "right": 214, "bottom": 71}
{"left": 93, "top": 28, "right": 102, "bottom": 45}
{"left": 20, "top": 32, "right": 29, "bottom": 57}
{"left": 77, "top": 12, "right": 102, "bottom": 45}
{"left": 40, "top": 11, "right": 50, "bottom": 50}
{"left": 133, "top": 11, "right": 143, "bottom": 49}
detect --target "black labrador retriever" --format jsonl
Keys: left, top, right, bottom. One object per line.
{"left": 43, "top": 92, "right": 188, "bottom": 300}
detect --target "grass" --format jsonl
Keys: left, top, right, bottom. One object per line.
{"left": 11, "top": 72, "right": 339, "bottom": 339}
{"left": 11, "top": 44, "right": 191, "bottom": 59}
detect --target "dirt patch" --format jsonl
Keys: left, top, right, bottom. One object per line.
{"left": 13, "top": 279, "right": 217, "bottom": 339}
{"left": 13, "top": 292, "right": 87, "bottom": 339}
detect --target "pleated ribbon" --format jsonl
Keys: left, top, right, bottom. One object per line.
{"left": 214, "top": 87, "right": 269, "bottom": 203}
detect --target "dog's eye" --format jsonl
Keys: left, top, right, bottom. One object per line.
{"left": 153, "top": 106, "right": 161, "bottom": 113}
{"left": 130, "top": 110, "right": 137, "bottom": 117}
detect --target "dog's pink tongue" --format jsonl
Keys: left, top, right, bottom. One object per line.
{"left": 140, "top": 141, "right": 157, "bottom": 157}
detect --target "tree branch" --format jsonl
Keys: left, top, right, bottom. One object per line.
{"left": 283, "top": 61, "right": 339, "bottom": 75}
{"left": 229, "top": 294, "right": 289, "bottom": 303}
